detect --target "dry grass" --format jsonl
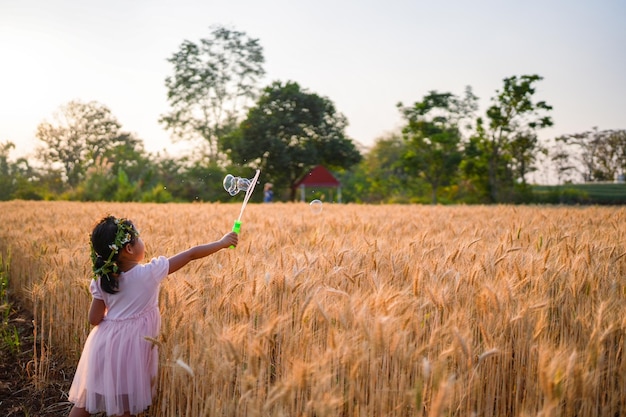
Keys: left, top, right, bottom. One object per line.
{"left": 0, "top": 201, "right": 624, "bottom": 416}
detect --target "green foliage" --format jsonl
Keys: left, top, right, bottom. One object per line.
{"left": 62, "top": 134, "right": 157, "bottom": 202}
{"left": 398, "top": 88, "right": 477, "bottom": 204}
{"left": 0, "top": 141, "right": 17, "bottom": 200}
{"left": 533, "top": 183, "right": 626, "bottom": 205}
{"left": 174, "top": 161, "right": 230, "bottom": 202}
{"left": 142, "top": 183, "right": 173, "bottom": 203}
{"left": 1, "top": 141, "right": 62, "bottom": 200}
{"left": 222, "top": 81, "right": 362, "bottom": 200}
{"left": 0, "top": 256, "right": 20, "bottom": 355}
{"left": 469, "top": 75, "right": 553, "bottom": 202}
{"left": 160, "top": 25, "right": 265, "bottom": 161}
{"left": 335, "top": 166, "right": 367, "bottom": 203}
{"left": 0, "top": 259, "right": 8, "bottom": 306}
{"left": 532, "top": 187, "right": 590, "bottom": 205}
{"left": 459, "top": 134, "right": 491, "bottom": 202}
{"left": 35, "top": 100, "right": 126, "bottom": 188}
{"left": 340, "top": 133, "right": 414, "bottom": 203}
{"left": 113, "top": 168, "right": 139, "bottom": 201}
{"left": 2, "top": 68, "right": 624, "bottom": 205}
{"left": 76, "top": 161, "right": 117, "bottom": 201}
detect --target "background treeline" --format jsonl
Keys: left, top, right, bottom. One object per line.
{"left": 1, "top": 26, "right": 625, "bottom": 205}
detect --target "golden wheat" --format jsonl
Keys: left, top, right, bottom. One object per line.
{"left": 1, "top": 201, "right": 624, "bottom": 416}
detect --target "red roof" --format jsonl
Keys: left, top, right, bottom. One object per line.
{"left": 294, "top": 165, "right": 340, "bottom": 188}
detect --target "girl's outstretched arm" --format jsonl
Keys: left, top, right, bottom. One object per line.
{"left": 167, "top": 232, "right": 238, "bottom": 275}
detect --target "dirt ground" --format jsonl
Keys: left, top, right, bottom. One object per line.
{"left": 0, "top": 297, "right": 76, "bottom": 417}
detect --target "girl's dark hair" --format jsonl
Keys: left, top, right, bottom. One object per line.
{"left": 91, "top": 216, "right": 137, "bottom": 294}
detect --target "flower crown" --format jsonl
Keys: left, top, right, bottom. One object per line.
{"left": 90, "top": 218, "right": 139, "bottom": 279}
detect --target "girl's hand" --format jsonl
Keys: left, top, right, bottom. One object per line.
{"left": 221, "top": 231, "right": 239, "bottom": 248}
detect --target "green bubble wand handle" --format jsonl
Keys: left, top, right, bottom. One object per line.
{"left": 232, "top": 219, "right": 241, "bottom": 234}
{"left": 230, "top": 169, "right": 260, "bottom": 248}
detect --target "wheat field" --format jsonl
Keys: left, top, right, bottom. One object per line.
{"left": 0, "top": 201, "right": 624, "bottom": 417}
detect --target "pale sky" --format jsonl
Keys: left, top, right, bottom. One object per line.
{"left": 1, "top": 0, "right": 624, "bottom": 161}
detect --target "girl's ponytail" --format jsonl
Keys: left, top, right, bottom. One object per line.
{"left": 93, "top": 252, "right": 120, "bottom": 294}
{"left": 90, "top": 216, "right": 138, "bottom": 295}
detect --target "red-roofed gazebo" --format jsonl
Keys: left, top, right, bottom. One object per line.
{"left": 293, "top": 165, "right": 342, "bottom": 202}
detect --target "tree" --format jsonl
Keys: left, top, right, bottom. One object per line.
{"left": 556, "top": 128, "right": 626, "bottom": 182}
{"left": 398, "top": 88, "right": 477, "bottom": 204}
{"left": 222, "top": 81, "right": 362, "bottom": 200}
{"left": 509, "top": 132, "right": 546, "bottom": 186}
{"left": 160, "top": 25, "right": 265, "bottom": 161}
{"left": 472, "top": 75, "right": 552, "bottom": 202}
{"left": 0, "top": 141, "right": 18, "bottom": 200}
{"left": 35, "top": 100, "right": 126, "bottom": 188}
{"left": 339, "top": 132, "right": 410, "bottom": 203}
{"left": 77, "top": 133, "right": 153, "bottom": 201}
{"left": 549, "top": 138, "right": 577, "bottom": 185}
{"left": 600, "top": 130, "right": 626, "bottom": 181}
{"left": 0, "top": 141, "right": 56, "bottom": 200}
{"left": 363, "top": 132, "right": 410, "bottom": 202}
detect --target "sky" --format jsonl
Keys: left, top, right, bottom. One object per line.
{"left": 1, "top": 0, "right": 625, "bottom": 165}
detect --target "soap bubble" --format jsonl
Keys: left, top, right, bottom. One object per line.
{"left": 223, "top": 174, "right": 239, "bottom": 196}
{"left": 309, "top": 199, "right": 323, "bottom": 214}
{"left": 237, "top": 177, "right": 250, "bottom": 191}
{"left": 223, "top": 174, "right": 253, "bottom": 196}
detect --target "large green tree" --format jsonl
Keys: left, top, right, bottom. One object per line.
{"left": 222, "top": 81, "right": 362, "bottom": 200}
{"left": 35, "top": 100, "right": 126, "bottom": 188}
{"left": 398, "top": 88, "right": 478, "bottom": 204}
{"left": 160, "top": 25, "right": 265, "bottom": 161}
{"left": 466, "top": 75, "right": 552, "bottom": 202}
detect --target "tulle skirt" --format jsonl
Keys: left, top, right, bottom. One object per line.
{"left": 69, "top": 307, "right": 161, "bottom": 416}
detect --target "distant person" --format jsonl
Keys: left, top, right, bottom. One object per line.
{"left": 67, "top": 216, "right": 238, "bottom": 417}
{"left": 263, "top": 182, "right": 274, "bottom": 203}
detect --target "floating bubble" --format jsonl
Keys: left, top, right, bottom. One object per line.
{"left": 237, "top": 177, "right": 251, "bottom": 191}
{"left": 310, "top": 199, "right": 323, "bottom": 214}
{"left": 223, "top": 174, "right": 255, "bottom": 196}
{"left": 223, "top": 174, "right": 238, "bottom": 195}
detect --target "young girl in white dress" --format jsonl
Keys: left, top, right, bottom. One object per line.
{"left": 68, "top": 215, "right": 238, "bottom": 417}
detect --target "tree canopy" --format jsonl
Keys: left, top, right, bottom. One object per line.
{"left": 463, "top": 75, "right": 553, "bottom": 202}
{"left": 159, "top": 25, "right": 265, "bottom": 161}
{"left": 222, "top": 81, "right": 362, "bottom": 200}
{"left": 398, "top": 88, "right": 478, "bottom": 204}
{"left": 556, "top": 128, "right": 626, "bottom": 182}
{"left": 3, "top": 63, "right": 623, "bottom": 205}
{"left": 35, "top": 100, "right": 126, "bottom": 188}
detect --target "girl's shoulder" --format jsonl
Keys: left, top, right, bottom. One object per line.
{"left": 134, "top": 256, "right": 169, "bottom": 283}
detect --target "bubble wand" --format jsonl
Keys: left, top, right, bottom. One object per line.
{"left": 231, "top": 169, "right": 260, "bottom": 247}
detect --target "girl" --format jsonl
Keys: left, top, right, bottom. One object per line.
{"left": 68, "top": 215, "right": 238, "bottom": 417}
